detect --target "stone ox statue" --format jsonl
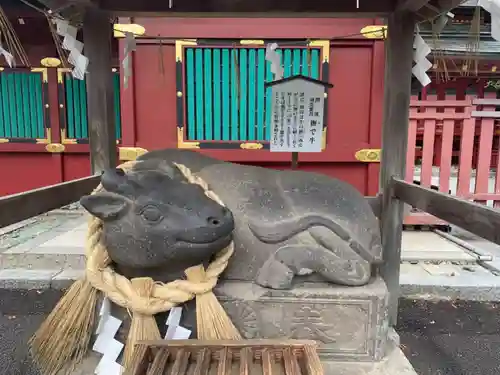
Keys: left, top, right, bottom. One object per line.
{"left": 80, "top": 148, "right": 382, "bottom": 337}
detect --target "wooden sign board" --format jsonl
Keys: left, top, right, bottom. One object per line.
{"left": 266, "top": 76, "right": 332, "bottom": 153}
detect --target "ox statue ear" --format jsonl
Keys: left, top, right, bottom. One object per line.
{"left": 80, "top": 192, "right": 131, "bottom": 221}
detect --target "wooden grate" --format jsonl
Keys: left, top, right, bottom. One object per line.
{"left": 125, "top": 339, "right": 323, "bottom": 375}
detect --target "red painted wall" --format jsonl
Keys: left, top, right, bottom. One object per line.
{"left": 0, "top": 17, "right": 385, "bottom": 197}
{"left": 121, "top": 17, "right": 385, "bottom": 196}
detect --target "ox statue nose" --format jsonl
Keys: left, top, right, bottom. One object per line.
{"left": 177, "top": 206, "right": 234, "bottom": 244}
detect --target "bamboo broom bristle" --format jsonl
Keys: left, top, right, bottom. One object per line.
{"left": 185, "top": 265, "right": 242, "bottom": 340}
{"left": 29, "top": 279, "right": 98, "bottom": 375}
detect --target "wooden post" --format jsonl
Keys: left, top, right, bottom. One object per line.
{"left": 291, "top": 152, "right": 299, "bottom": 169}
{"left": 379, "top": 11, "right": 416, "bottom": 326}
{"left": 83, "top": 8, "right": 117, "bottom": 174}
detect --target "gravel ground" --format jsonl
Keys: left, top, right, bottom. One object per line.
{"left": 397, "top": 298, "right": 500, "bottom": 375}
{"left": 1, "top": 291, "right": 499, "bottom": 375}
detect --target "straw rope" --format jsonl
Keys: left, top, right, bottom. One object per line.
{"left": 84, "top": 160, "right": 235, "bottom": 315}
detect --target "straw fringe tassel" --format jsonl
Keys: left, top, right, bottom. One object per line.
{"left": 29, "top": 279, "right": 98, "bottom": 375}
{"left": 185, "top": 265, "right": 242, "bottom": 340}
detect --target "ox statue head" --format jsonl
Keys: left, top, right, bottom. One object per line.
{"left": 80, "top": 160, "right": 235, "bottom": 280}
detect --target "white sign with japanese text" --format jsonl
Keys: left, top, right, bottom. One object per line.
{"left": 269, "top": 80, "right": 325, "bottom": 152}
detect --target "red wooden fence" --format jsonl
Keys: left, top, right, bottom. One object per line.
{"left": 405, "top": 92, "right": 500, "bottom": 225}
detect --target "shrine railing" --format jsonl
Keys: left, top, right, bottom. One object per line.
{"left": 405, "top": 92, "right": 500, "bottom": 226}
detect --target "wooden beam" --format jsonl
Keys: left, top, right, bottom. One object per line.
{"left": 83, "top": 8, "right": 117, "bottom": 174}
{"left": 378, "top": 11, "right": 415, "bottom": 326}
{"left": 396, "top": 0, "right": 431, "bottom": 12}
{"left": 392, "top": 178, "right": 500, "bottom": 245}
{"left": 0, "top": 176, "right": 100, "bottom": 229}
{"left": 98, "top": 0, "right": 394, "bottom": 15}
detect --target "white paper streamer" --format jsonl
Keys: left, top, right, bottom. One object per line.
{"left": 96, "top": 297, "right": 111, "bottom": 335}
{"left": 412, "top": 32, "right": 432, "bottom": 87}
{"left": 93, "top": 299, "right": 124, "bottom": 375}
{"left": 165, "top": 307, "right": 192, "bottom": 340}
{"left": 265, "top": 43, "right": 283, "bottom": 81}
{"left": 55, "top": 19, "right": 87, "bottom": 80}
{"left": 0, "top": 46, "right": 14, "bottom": 68}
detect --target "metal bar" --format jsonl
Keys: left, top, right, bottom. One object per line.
{"left": 433, "top": 229, "right": 493, "bottom": 261}
{"left": 0, "top": 175, "right": 100, "bottom": 229}
{"left": 392, "top": 178, "right": 500, "bottom": 245}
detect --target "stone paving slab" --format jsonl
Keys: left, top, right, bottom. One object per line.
{"left": 0, "top": 252, "right": 85, "bottom": 269}
{"left": 0, "top": 213, "right": 86, "bottom": 255}
{"left": 401, "top": 232, "right": 477, "bottom": 263}
{"left": 3, "top": 209, "right": 500, "bottom": 301}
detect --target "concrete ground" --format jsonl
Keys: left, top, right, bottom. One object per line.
{"left": 1, "top": 290, "right": 497, "bottom": 375}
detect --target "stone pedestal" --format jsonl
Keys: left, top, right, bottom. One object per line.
{"left": 215, "top": 276, "right": 389, "bottom": 362}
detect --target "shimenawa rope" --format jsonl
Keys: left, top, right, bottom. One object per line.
{"left": 85, "top": 161, "right": 235, "bottom": 314}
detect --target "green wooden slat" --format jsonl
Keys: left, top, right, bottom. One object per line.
{"left": 293, "top": 49, "right": 301, "bottom": 75}
{"left": 221, "top": 49, "right": 230, "bottom": 141}
{"left": 239, "top": 49, "right": 247, "bottom": 141}
{"left": 0, "top": 71, "right": 47, "bottom": 139}
{"left": 204, "top": 49, "right": 213, "bottom": 140}
{"left": 256, "top": 49, "right": 265, "bottom": 141}
{"left": 265, "top": 58, "right": 273, "bottom": 141}
{"left": 65, "top": 76, "right": 75, "bottom": 138}
{"left": 1, "top": 74, "right": 10, "bottom": 137}
{"left": 15, "top": 73, "right": 25, "bottom": 138}
{"left": 301, "top": 49, "right": 309, "bottom": 76}
{"left": 80, "top": 78, "right": 89, "bottom": 138}
{"left": 0, "top": 75, "right": 5, "bottom": 137}
{"left": 113, "top": 73, "right": 121, "bottom": 139}
{"left": 33, "top": 74, "right": 44, "bottom": 138}
{"left": 230, "top": 50, "right": 238, "bottom": 140}
{"left": 195, "top": 48, "right": 204, "bottom": 140}
{"left": 186, "top": 48, "right": 196, "bottom": 140}
{"left": 248, "top": 49, "right": 256, "bottom": 141}
{"left": 213, "top": 49, "right": 221, "bottom": 141}
{"left": 62, "top": 73, "right": 120, "bottom": 140}
{"left": 8, "top": 74, "right": 18, "bottom": 138}
{"left": 21, "top": 73, "right": 31, "bottom": 138}
{"left": 311, "top": 50, "right": 320, "bottom": 79}
{"left": 73, "top": 77, "right": 82, "bottom": 138}
{"left": 183, "top": 46, "right": 322, "bottom": 143}
{"left": 28, "top": 75, "right": 37, "bottom": 138}
{"left": 284, "top": 49, "right": 292, "bottom": 78}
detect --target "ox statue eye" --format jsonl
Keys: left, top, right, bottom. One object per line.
{"left": 140, "top": 205, "right": 163, "bottom": 223}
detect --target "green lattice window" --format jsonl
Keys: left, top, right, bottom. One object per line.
{"left": 0, "top": 70, "right": 46, "bottom": 139}
{"left": 183, "top": 47, "right": 321, "bottom": 142}
{"left": 62, "top": 71, "right": 122, "bottom": 140}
